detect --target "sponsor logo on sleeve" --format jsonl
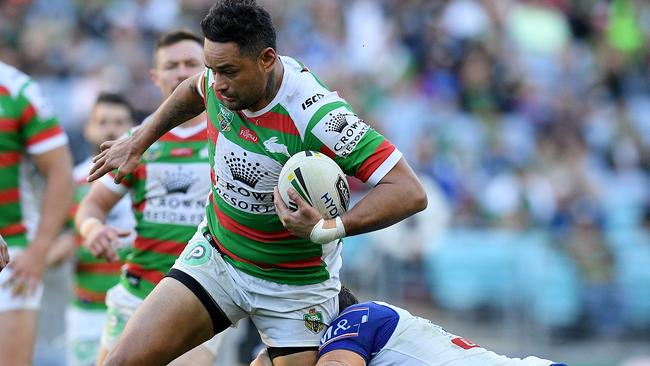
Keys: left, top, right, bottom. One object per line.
{"left": 239, "top": 127, "right": 259, "bottom": 143}
{"left": 323, "top": 112, "right": 369, "bottom": 157}
{"left": 451, "top": 337, "right": 480, "bottom": 350}
{"left": 301, "top": 93, "right": 324, "bottom": 110}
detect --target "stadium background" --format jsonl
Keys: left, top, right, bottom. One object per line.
{"left": 2, "top": 0, "right": 650, "bottom": 365}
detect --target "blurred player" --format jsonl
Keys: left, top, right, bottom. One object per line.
{"left": 252, "top": 287, "right": 568, "bottom": 366}
{"left": 75, "top": 30, "right": 221, "bottom": 366}
{"left": 87, "top": 1, "right": 426, "bottom": 365}
{"left": 46, "top": 93, "right": 137, "bottom": 366}
{"left": 0, "top": 61, "right": 74, "bottom": 365}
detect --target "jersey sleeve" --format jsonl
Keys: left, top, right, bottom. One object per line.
{"left": 17, "top": 80, "right": 68, "bottom": 155}
{"left": 301, "top": 93, "right": 402, "bottom": 186}
{"left": 319, "top": 302, "right": 399, "bottom": 363}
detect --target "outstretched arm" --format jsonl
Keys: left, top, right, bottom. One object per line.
{"left": 87, "top": 73, "right": 205, "bottom": 183}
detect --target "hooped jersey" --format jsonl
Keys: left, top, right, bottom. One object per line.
{"left": 71, "top": 159, "right": 135, "bottom": 310}
{"left": 0, "top": 61, "right": 68, "bottom": 248}
{"left": 319, "top": 301, "right": 567, "bottom": 366}
{"left": 101, "top": 122, "right": 210, "bottom": 299}
{"left": 199, "top": 56, "right": 402, "bottom": 285}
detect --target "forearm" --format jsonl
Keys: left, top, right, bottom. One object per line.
{"left": 132, "top": 76, "right": 205, "bottom": 153}
{"left": 75, "top": 197, "right": 110, "bottom": 233}
{"left": 341, "top": 160, "right": 427, "bottom": 236}
{"left": 32, "top": 162, "right": 74, "bottom": 251}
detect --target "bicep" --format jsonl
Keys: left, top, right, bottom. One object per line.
{"left": 317, "top": 350, "right": 366, "bottom": 366}
{"left": 32, "top": 145, "right": 73, "bottom": 178}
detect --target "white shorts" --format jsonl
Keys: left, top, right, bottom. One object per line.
{"left": 0, "top": 248, "right": 44, "bottom": 313}
{"left": 169, "top": 224, "right": 341, "bottom": 348}
{"left": 100, "top": 283, "right": 223, "bottom": 355}
{"left": 66, "top": 306, "right": 107, "bottom": 366}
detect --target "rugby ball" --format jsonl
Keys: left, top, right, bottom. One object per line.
{"left": 278, "top": 151, "right": 350, "bottom": 219}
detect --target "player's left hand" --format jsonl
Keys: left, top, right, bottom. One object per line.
{"left": 0, "top": 235, "right": 9, "bottom": 272}
{"left": 274, "top": 186, "right": 322, "bottom": 239}
{"left": 2, "top": 244, "right": 46, "bottom": 297}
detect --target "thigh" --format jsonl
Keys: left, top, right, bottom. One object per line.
{"left": 0, "top": 309, "right": 38, "bottom": 365}
{"left": 251, "top": 294, "right": 338, "bottom": 348}
{"left": 103, "top": 277, "right": 216, "bottom": 366}
{"left": 273, "top": 351, "right": 319, "bottom": 366}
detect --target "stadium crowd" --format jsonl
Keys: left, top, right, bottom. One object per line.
{"left": 1, "top": 0, "right": 650, "bottom": 364}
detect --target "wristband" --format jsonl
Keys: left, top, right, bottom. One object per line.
{"left": 310, "top": 217, "right": 346, "bottom": 244}
{"left": 79, "top": 217, "right": 103, "bottom": 238}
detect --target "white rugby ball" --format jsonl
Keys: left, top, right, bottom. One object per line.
{"left": 278, "top": 151, "right": 350, "bottom": 219}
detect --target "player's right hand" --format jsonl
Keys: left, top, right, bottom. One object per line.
{"left": 84, "top": 224, "right": 131, "bottom": 262}
{"left": 87, "top": 135, "right": 141, "bottom": 183}
{"left": 0, "top": 234, "right": 9, "bottom": 272}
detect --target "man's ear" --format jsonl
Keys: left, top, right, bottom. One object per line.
{"left": 259, "top": 47, "right": 277, "bottom": 72}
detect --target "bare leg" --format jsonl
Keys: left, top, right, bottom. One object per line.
{"left": 95, "top": 345, "right": 109, "bottom": 366}
{"left": 168, "top": 344, "right": 215, "bottom": 366}
{"left": 0, "top": 310, "right": 38, "bottom": 366}
{"left": 273, "top": 351, "right": 319, "bottom": 366}
{"left": 103, "top": 277, "right": 216, "bottom": 366}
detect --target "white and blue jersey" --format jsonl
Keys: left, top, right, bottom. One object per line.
{"left": 319, "top": 301, "right": 567, "bottom": 366}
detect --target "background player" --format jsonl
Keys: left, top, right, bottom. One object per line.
{"left": 0, "top": 61, "right": 74, "bottom": 365}
{"left": 46, "top": 92, "right": 136, "bottom": 366}
{"left": 75, "top": 29, "right": 221, "bottom": 366}
{"left": 87, "top": 1, "right": 427, "bottom": 365}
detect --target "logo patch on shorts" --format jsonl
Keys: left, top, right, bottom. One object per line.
{"left": 304, "top": 308, "right": 326, "bottom": 334}
{"left": 106, "top": 308, "right": 126, "bottom": 337}
{"left": 182, "top": 242, "right": 212, "bottom": 266}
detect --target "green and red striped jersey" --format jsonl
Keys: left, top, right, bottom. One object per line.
{"left": 101, "top": 123, "right": 210, "bottom": 299}
{"left": 71, "top": 159, "right": 135, "bottom": 310}
{"left": 197, "top": 56, "right": 402, "bottom": 285}
{"left": 0, "top": 62, "right": 68, "bottom": 248}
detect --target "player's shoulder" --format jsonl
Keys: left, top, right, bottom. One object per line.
{"left": 278, "top": 56, "right": 347, "bottom": 136}
{"left": 0, "top": 61, "right": 31, "bottom": 98}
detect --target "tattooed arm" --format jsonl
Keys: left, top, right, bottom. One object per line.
{"left": 87, "top": 74, "right": 205, "bottom": 183}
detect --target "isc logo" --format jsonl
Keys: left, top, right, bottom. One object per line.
{"left": 301, "top": 94, "right": 324, "bottom": 110}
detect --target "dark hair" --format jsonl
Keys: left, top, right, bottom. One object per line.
{"left": 200, "top": 0, "right": 276, "bottom": 56}
{"left": 94, "top": 92, "right": 135, "bottom": 120}
{"left": 338, "top": 285, "right": 360, "bottom": 313}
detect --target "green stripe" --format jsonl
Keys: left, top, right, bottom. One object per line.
{"left": 120, "top": 276, "right": 156, "bottom": 299}
{"left": 0, "top": 166, "right": 19, "bottom": 190}
{"left": 222, "top": 257, "right": 329, "bottom": 285}
{"left": 133, "top": 220, "right": 196, "bottom": 243}
{"left": 4, "top": 233, "right": 27, "bottom": 247}
{"left": 72, "top": 300, "right": 107, "bottom": 311}
{"left": 0, "top": 133, "right": 22, "bottom": 150}
{"left": 0, "top": 202, "right": 22, "bottom": 224}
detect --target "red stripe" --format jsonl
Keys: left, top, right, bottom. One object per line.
{"left": 108, "top": 170, "right": 133, "bottom": 188}
{"left": 213, "top": 236, "right": 323, "bottom": 269}
{"left": 0, "top": 118, "right": 18, "bottom": 132}
{"left": 75, "top": 286, "right": 107, "bottom": 303}
{"left": 26, "top": 125, "right": 64, "bottom": 146}
{"left": 0, "top": 151, "right": 21, "bottom": 167}
{"left": 0, "top": 85, "right": 9, "bottom": 95}
{"left": 355, "top": 140, "right": 396, "bottom": 182}
{"left": 134, "top": 236, "right": 185, "bottom": 256}
{"left": 207, "top": 114, "right": 219, "bottom": 143}
{"left": 133, "top": 200, "right": 146, "bottom": 212}
{"left": 125, "top": 263, "right": 165, "bottom": 285}
{"left": 19, "top": 104, "right": 36, "bottom": 125}
{"left": 240, "top": 111, "right": 300, "bottom": 136}
{"left": 159, "top": 126, "right": 207, "bottom": 142}
{"left": 211, "top": 195, "right": 296, "bottom": 242}
{"left": 76, "top": 261, "right": 123, "bottom": 274}
{"left": 319, "top": 145, "right": 336, "bottom": 159}
{"left": 0, "top": 188, "right": 19, "bottom": 204}
{"left": 133, "top": 165, "right": 146, "bottom": 181}
{"left": 0, "top": 223, "right": 26, "bottom": 236}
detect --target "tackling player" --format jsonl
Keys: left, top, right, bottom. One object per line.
{"left": 252, "top": 287, "right": 569, "bottom": 366}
